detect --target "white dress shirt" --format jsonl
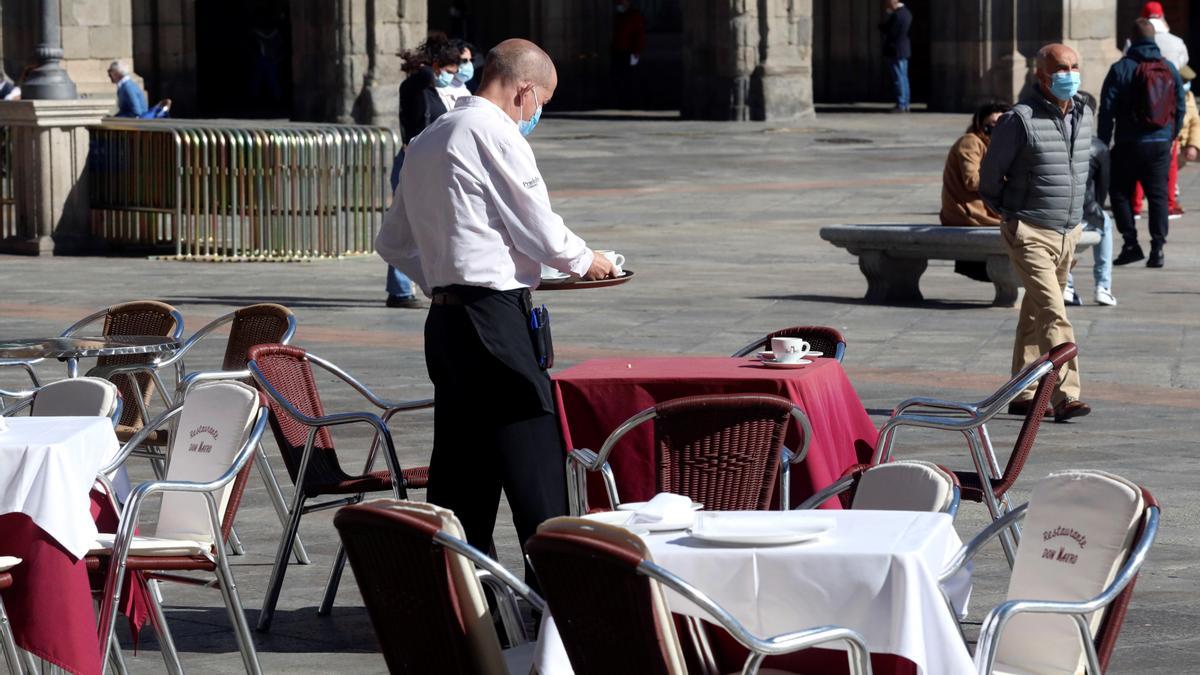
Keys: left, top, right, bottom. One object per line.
{"left": 376, "top": 96, "right": 593, "bottom": 296}
{"left": 436, "top": 82, "right": 471, "bottom": 112}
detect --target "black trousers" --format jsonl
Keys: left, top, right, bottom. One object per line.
{"left": 1110, "top": 141, "right": 1172, "bottom": 249}
{"left": 423, "top": 288, "right": 567, "bottom": 581}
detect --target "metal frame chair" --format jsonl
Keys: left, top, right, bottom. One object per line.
{"left": 566, "top": 394, "right": 812, "bottom": 515}
{"left": 872, "top": 342, "right": 1077, "bottom": 566}
{"left": 0, "top": 557, "right": 21, "bottom": 675}
{"left": 0, "top": 362, "right": 40, "bottom": 409}
{"left": 246, "top": 344, "right": 432, "bottom": 631}
{"left": 92, "top": 381, "right": 269, "bottom": 675}
{"left": 528, "top": 517, "right": 873, "bottom": 675}
{"left": 88, "top": 304, "right": 309, "bottom": 563}
{"left": 731, "top": 326, "right": 847, "bottom": 362}
{"left": 938, "top": 472, "right": 1160, "bottom": 674}
{"left": 333, "top": 500, "right": 543, "bottom": 675}
{"left": 795, "top": 459, "right": 961, "bottom": 515}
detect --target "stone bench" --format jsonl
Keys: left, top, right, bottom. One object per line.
{"left": 819, "top": 224, "right": 1101, "bottom": 307}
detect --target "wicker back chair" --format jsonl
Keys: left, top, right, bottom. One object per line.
{"left": 732, "top": 326, "right": 847, "bottom": 362}
{"left": 70, "top": 301, "right": 182, "bottom": 435}
{"left": 527, "top": 518, "right": 873, "bottom": 675}
{"left": 220, "top": 304, "right": 295, "bottom": 373}
{"left": 333, "top": 500, "right": 541, "bottom": 675}
{"left": 566, "top": 394, "right": 812, "bottom": 514}
{"left": 91, "top": 381, "right": 268, "bottom": 674}
{"left": 874, "top": 342, "right": 1077, "bottom": 566}
{"left": 246, "top": 343, "right": 432, "bottom": 630}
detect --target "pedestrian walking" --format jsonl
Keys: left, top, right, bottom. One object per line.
{"left": 980, "top": 43, "right": 1092, "bottom": 423}
{"left": 1100, "top": 19, "right": 1185, "bottom": 269}
{"left": 375, "top": 38, "right": 617, "bottom": 583}
{"left": 879, "top": 0, "right": 912, "bottom": 113}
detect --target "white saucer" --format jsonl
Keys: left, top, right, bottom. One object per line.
{"left": 757, "top": 350, "right": 822, "bottom": 360}
{"left": 758, "top": 359, "right": 812, "bottom": 368}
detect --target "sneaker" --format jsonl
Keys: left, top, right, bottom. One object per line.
{"left": 1094, "top": 287, "right": 1117, "bottom": 306}
{"left": 1169, "top": 206, "right": 1184, "bottom": 220}
{"left": 1063, "top": 285, "right": 1082, "bottom": 306}
{"left": 1113, "top": 243, "right": 1145, "bottom": 266}
{"left": 386, "top": 294, "right": 423, "bottom": 308}
{"left": 1147, "top": 247, "right": 1164, "bottom": 268}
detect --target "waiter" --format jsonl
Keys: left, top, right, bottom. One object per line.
{"left": 376, "top": 38, "right": 616, "bottom": 572}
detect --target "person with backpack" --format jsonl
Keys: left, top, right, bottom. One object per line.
{"left": 1099, "top": 18, "right": 1186, "bottom": 269}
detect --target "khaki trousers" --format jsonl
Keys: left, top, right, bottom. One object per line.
{"left": 1002, "top": 219, "right": 1082, "bottom": 404}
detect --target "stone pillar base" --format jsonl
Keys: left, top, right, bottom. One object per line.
{"left": 0, "top": 99, "right": 115, "bottom": 256}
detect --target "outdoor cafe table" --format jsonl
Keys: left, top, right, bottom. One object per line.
{"left": 0, "top": 416, "right": 120, "bottom": 675}
{"left": 552, "top": 357, "right": 879, "bottom": 509}
{"left": 533, "top": 510, "right": 975, "bottom": 675}
{"left": 0, "top": 336, "right": 180, "bottom": 378}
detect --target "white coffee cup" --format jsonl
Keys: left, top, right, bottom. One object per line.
{"left": 770, "top": 337, "right": 811, "bottom": 363}
{"left": 595, "top": 250, "right": 625, "bottom": 276}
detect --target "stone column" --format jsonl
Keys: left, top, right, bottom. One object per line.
{"left": 682, "top": 0, "right": 813, "bottom": 121}
{"left": 20, "top": 0, "right": 79, "bottom": 100}
{"left": 322, "top": 0, "right": 425, "bottom": 126}
{"left": 0, "top": 99, "right": 114, "bottom": 255}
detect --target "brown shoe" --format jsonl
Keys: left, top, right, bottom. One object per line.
{"left": 1053, "top": 399, "right": 1091, "bottom": 423}
{"left": 1007, "top": 400, "right": 1053, "bottom": 417}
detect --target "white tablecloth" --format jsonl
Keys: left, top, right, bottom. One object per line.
{"left": 534, "top": 510, "right": 974, "bottom": 675}
{"left": 0, "top": 416, "right": 120, "bottom": 559}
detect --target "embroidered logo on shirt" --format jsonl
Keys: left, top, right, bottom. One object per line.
{"left": 522, "top": 176, "right": 542, "bottom": 189}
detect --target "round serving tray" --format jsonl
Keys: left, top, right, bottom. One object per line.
{"left": 536, "top": 269, "right": 634, "bottom": 291}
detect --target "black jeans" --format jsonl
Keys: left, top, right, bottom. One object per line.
{"left": 423, "top": 295, "right": 567, "bottom": 586}
{"left": 1110, "top": 141, "right": 1172, "bottom": 249}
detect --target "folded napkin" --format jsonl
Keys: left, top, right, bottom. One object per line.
{"left": 630, "top": 492, "right": 694, "bottom": 525}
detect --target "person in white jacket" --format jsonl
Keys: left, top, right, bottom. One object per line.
{"left": 1123, "top": 2, "right": 1188, "bottom": 69}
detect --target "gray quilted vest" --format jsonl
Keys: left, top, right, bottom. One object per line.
{"left": 1000, "top": 94, "right": 1092, "bottom": 232}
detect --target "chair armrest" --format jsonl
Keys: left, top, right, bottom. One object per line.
{"left": 939, "top": 502, "right": 1029, "bottom": 583}
{"left": 793, "top": 475, "right": 856, "bottom": 510}
{"left": 439, "top": 530, "right": 545, "bottom": 618}
{"left": 152, "top": 312, "right": 235, "bottom": 370}
{"left": 100, "top": 404, "right": 185, "bottom": 475}
{"left": 786, "top": 406, "right": 814, "bottom": 465}
{"left": 306, "top": 352, "right": 429, "bottom": 413}
{"left": 892, "top": 396, "right": 979, "bottom": 417}
{"left": 0, "top": 359, "right": 43, "bottom": 387}
{"left": 0, "top": 393, "right": 35, "bottom": 416}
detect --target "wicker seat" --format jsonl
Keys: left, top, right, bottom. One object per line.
{"left": 874, "top": 342, "right": 1077, "bottom": 566}
{"left": 90, "top": 381, "right": 268, "bottom": 674}
{"left": 566, "top": 394, "right": 813, "bottom": 514}
{"left": 527, "top": 517, "right": 873, "bottom": 675}
{"left": 731, "top": 326, "right": 847, "bottom": 362}
{"left": 333, "top": 500, "right": 542, "bottom": 675}
{"left": 941, "top": 471, "right": 1160, "bottom": 674}
{"left": 0, "top": 557, "right": 21, "bottom": 674}
{"left": 247, "top": 344, "right": 432, "bottom": 631}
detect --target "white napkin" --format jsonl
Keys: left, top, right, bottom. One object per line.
{"left": 630, "top": 493, "right": 694, "bottom": 525}
{"left": 0, "top": 417, "right": 6, "bottom": 432}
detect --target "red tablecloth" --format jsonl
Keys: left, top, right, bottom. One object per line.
{"left": 0, "top": 492, "right": 149, "bottom": 675}
{"left": 552, "top": 357, "right": 878, "bottom": 508}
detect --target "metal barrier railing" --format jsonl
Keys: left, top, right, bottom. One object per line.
{"left": 0, "top": 126, "right": 15, "bottom": 239}
{"left": 89, "top": 119, "right": 398, "bottom": 261}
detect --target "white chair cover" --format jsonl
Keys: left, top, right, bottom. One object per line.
{"left": 30, "top": 377, "right": 119, "bottom": 418}
{"left": 993, "top": 470, "right": 1144, "bottom": 675}
{"left": 851, "top": 460, "right": 955, "bottom": 513}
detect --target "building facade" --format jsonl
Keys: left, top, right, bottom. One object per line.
{"left": 1, "top": 0, "right": 1194, "bottom": 124}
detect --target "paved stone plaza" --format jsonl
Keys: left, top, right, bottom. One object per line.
{"left": 1, "top": 110, "right": 1198, "bottom": 673}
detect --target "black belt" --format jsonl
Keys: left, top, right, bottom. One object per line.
{"left": 431, "top": 285, "right": 531, "bottom": 307}
{"left": 431, "top": 292, "right": 464, "bottom": 305}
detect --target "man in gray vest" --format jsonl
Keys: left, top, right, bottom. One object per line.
{"left": 980, "top": 43, "right": 1092, "bottom": 423}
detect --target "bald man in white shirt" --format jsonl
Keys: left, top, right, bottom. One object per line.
{"left": 377, "top": 39, "right": 614, "bottom": 579}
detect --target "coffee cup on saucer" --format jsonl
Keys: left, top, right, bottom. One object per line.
{"left": 770, "top": 337, "right": 811, "bottom": 363}
{"left": 595, "top": 250, "right": 625, "bottom": 276}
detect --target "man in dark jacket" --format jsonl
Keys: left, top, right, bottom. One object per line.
{"left": 980, "top": 43, "right": 1092, "bottom": 422}
{"left": 879, "top": 0, "right": 912, "bottom": 112}
{"left": 1099, "top": 18, "right": 1186, "bottom": 268}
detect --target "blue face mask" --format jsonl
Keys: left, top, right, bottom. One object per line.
{"left": 455, "top": 61, "right": 474, "bottom": 84}
{"left": 435, "top": 69, "right": 455, "bottom": 88}
{"left": 1049, "top": 71, "right": 1081, "bottom": 101}
{"left": 518, "top": 87, "right": 543, "bottom": 137}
